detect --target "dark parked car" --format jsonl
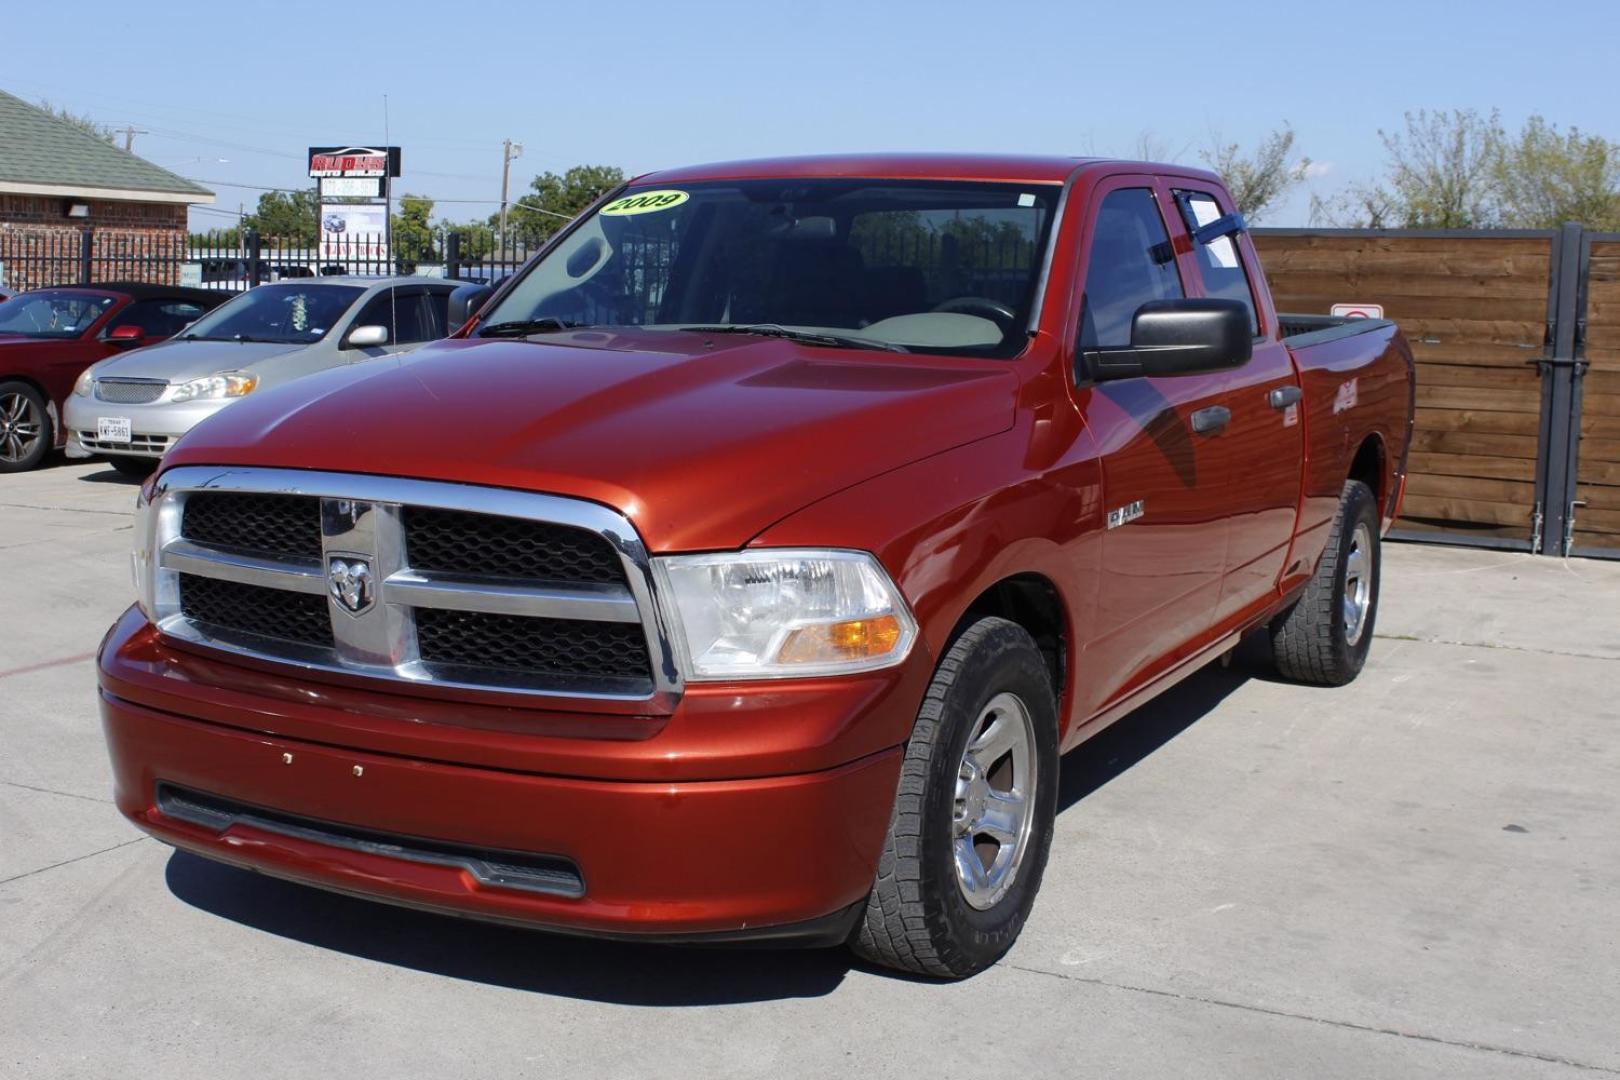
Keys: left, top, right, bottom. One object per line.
{"left": 0, "top": 283, "right": 226, "bottom": 472}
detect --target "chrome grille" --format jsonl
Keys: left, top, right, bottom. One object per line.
{"left": 183, "top": 492, "right": 323, "bottom": 561}
{"left": 79, "top": 431, "right": 169, "bottom": 455}
{"left": 95, "top": 378, "right": 167, "bottom": 404}
{"left": 415, "top": 608, "right": 650, "bottom": 680}
{"left": 179, "top": 573, "right": 334, "bottom": 650}
{"left": 404, "top": 506, "right": 626, "bottom": 585}
{"left": 141, "top": 466, "right": 678, "bottom": 704}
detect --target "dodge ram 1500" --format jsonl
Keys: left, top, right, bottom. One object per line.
{"left": 99, "top": 154, "right": 1414, "bottom": 978}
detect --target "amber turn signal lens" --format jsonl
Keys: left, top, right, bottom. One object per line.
{"left": 777, "top": 615, "right": 905, "bottom": 665}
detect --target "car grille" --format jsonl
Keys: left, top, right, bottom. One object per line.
{"left": 416, "top": 608, "right": 650, "bottom": 680}
{"left": 179, "top": 573, "right": 335, "bottom": 650}
{"left": 78, "top": 431, "right": 170, "bottom": 455}
{"left": 404, "top": 507, "right": 626, "bottom": 584}
{"left": 183, "top": 492, "right": 323, "bottom": 561}
{"left": 95, "top": 378, "right": 167, "bottom": 404}
{"left": 145, "top": 467, "right": 672, "bottom": 702}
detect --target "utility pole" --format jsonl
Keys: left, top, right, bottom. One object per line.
{"left": 119, "top": 125, "right": 148, "bottom": 153}
{"left": 498, "top": 139, "right": 523, "bottom": 253}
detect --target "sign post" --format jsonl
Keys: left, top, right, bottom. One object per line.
{"left": 308, "top": 146, "right": 401, "bottom": 273}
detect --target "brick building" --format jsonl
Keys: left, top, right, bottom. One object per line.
{"left": 0, "top": 90, "right": 213, "bottom": 290}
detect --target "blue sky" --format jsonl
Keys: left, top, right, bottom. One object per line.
{"left": 6, "top": 0, "right": 1617, "bottom": 230}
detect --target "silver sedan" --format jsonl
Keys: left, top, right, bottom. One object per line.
{"left": 64, "top": 277, "right": 458, "bottom": 476}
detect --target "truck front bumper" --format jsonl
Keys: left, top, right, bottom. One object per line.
{"left": 98, "top": 609, "right": 915, "bottom": 944}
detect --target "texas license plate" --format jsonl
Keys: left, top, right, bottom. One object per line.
{"left": 97, "top": 417, "right": 133, "bottom": 444}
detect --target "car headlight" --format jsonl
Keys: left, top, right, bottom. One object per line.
{"left": 73, "top": 368, "right": 94, "bottom": 397}
{"left": 653, "top": 549, "right": 917, "bottom": 680}
{"left": 169, "top": 371, "right": 258, "bottom": 403}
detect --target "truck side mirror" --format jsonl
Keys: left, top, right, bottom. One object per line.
{"left": 447, "top": 283, "right": 494, "bottom": 334}
{"left": 1087, "top": 299, "right": 1252, "bottom": 381}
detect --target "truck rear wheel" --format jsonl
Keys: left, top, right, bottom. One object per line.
{"left": 850, "top": 616, "right": 1058, "bottom": 979}
{"left": 1270, "top": 479, "right": 1381, "bottom": 686}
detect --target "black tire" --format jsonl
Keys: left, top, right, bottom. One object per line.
{"left": 850, "top": 616, "right": 1058, "bottom": 979}
{"left": 107, "top": 456, "right": 158, "bottom": 479}
{"left": 1270, "top": 480, "right": 1381, "bottom": 686}
{"left": 0, "top": 380, "right": 52, "bottom": 474}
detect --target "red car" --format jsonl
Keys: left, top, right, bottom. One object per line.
{"left": 0, "top": 283, "right": 225, "bottom": 473}
{"left": 100, "top": 156, "right": 1413, "bottom": 977}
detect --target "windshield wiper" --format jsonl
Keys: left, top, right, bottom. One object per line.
{"left": 478, "top": 317, "right": 586, "bottom": 338}
{"left": 678, "top": 324, "right": 908, "bottom": 353}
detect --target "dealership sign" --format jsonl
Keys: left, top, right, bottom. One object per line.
{"left": 320, "top": 204, "right": 388, "bottom": 261}
{"left": 307, "top": 146, "right": 402, "bottom": 178}
{"left": 320, "top": 177, "right": 384, "bottom": 198}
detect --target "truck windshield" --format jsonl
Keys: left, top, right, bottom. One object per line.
{"left": 479, "top": 179, "right": 1060, "bottom": 357}
{"left": 180, "top": 283, "right": 364, "bottom": 344}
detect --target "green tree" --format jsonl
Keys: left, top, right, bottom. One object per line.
{"left": 1202, "top": 125, "right": 1310, "bottom": 224}
{"left": 1317, "top": 110, "right": 1503, "bottom": 228}
{"left": 1491, "top": 116, "right": 1620, "bottom": 229}
{"left": 443, "top": 221, "right": 496, "bottom": 260}
{"left": 243, "top": 189, "right": 319, "bottom": 244}
{"left": 37, "top": 99, "right": 114, "bottom": 143}
{"left": 500, "top": 165, "right": 625, "bottom": 247}
{"left": 390, "top": 193, "right": 437, "bottom": 264}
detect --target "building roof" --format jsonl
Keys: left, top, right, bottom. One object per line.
{"left": 0, "top": 90, "right": 213, "bottom": 205}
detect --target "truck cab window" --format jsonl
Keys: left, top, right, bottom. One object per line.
{"left": 1079, "top": 188, "right": 1184, "bottom": 350}
{"left": 1177, "top": 190, "right": 1259, "bottom": 336}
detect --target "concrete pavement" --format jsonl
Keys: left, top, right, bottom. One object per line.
{"left": 2, "top": 459, "right": 1617, "bottom": 1079}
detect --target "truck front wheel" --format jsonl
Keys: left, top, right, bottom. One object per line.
{"left": 1270, "top": 479, "right": 1381, "bottom": 686}
{"left": 850, "top": 616, "right": 1058, "bottom": 979}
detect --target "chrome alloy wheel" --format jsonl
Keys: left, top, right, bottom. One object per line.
{"left": 0, "top": 392, "right": 43, "bottom": 464}
{"left": 1343, "top": 521, "right": 1374, "bottom": 647}
{"left": 953, "top": 691, "right": 1038, "bottom": 910}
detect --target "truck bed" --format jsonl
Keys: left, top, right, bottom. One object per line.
{"left": 1278, "top": 313, "right": 1396, "bottom": 346}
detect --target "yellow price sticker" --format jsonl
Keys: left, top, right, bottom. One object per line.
{"left": 600, "top": 189, "right": 690, "bottom": 216}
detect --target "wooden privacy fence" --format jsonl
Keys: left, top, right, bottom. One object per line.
{"left": 1253, "top": 226, "right": 1616, "bottom": 558}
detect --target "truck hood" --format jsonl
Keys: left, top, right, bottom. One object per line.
{"left": 163, "top": 329, "right": 1018, "bottom": 551}
{"left": 87, "top": 338, "right": 308, "bottom": 381}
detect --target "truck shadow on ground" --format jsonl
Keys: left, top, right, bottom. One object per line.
{"left": 163, "top": 644, "right": 1267, "bottom": 1004}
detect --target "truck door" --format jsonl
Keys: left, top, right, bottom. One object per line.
{"left": 1170, "top": 186, "right": 1305, "bottom": 625}
{"left": 1072, "top": 179, "right": 1232, "bottom": 711}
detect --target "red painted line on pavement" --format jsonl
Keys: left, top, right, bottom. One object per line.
{"left": 0, "top": 651, "right": 98, "bottom": 680}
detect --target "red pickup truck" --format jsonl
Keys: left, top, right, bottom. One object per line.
{"left": 99, "top": 155, "right": 1413, "bottom": 978}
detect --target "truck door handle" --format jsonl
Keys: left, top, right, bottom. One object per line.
{"left": 1191, "top": 406, "right": 1231, "bottom": 435}
{"left": 1269, "top": 385, "right": 1303, "bottom": 409}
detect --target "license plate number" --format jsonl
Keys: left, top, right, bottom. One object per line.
{"left": 97, "top": 417, "right": 133, "bottom": 444}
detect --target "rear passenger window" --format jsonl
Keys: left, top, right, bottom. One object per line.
{"left": 1078, "top": 188, "right": 1184, "bottom": 350}
{"left": 1177, "top": 190, "right": 1259, "bottom": 336}
{"left": 420, "top": 290, "right": 450, "bottom": 340}
{"left": 107, "top": 300, "right": 206, "bottom": 339}
{"left": 354, "top": 290, "right": 437, "bottom": 345}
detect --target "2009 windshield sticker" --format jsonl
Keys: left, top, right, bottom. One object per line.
{"left": 600, "top": 190, "right": 690, "bottom": 216}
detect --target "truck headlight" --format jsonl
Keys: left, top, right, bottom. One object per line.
{"left": 73, "top": 368, "right": 95, "bottom": 397}
{"left": 130, "top": 475, "right": 181, "bottom": 623}
{"left": 653, "top": 549, "right": 917, "bottom": 680}
{"left": 169, "top": 371, "right": 257, "bottom": 403}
